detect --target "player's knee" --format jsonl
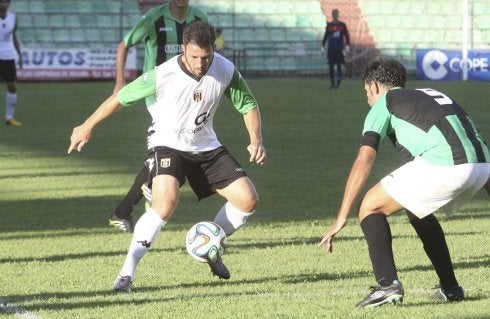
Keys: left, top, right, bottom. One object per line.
{"left": 241, "top": 191, "right": 259, "bottom": 213}
{"left": 234, "top": 188, "right": 259, "bottom": 213}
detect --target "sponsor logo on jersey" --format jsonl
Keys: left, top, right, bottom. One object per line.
{"left": 165, "top": 44, "right": 183, "bottom": 54}
{"left": 160, "top": 158, "right": 171, "bottom": 168}
{"left": 194, "top": 111, "right": 209, "bottom": 125}
{"left": 159, "top": 27, "right": 174, "bottom": 32}
{"left": 193, "top": 90, "right": 203, "bottom": 102}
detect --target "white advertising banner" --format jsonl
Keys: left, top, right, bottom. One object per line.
{"left": 17, "top": 48, "right": 137, "bottom": 80}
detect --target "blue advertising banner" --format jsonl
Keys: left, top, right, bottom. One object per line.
{"left": 416, "top": 49, "right": 490, "bottom": 81}
{"left": 16, "top": 48, "right": 137, "bottom": 80}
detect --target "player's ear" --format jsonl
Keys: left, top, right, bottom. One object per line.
{"left": 373, "top": 81, "right": 381, "bottom": 94}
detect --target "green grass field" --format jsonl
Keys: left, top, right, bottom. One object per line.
{"left": 0, "top": 79, "right": 489, "bottom": 319}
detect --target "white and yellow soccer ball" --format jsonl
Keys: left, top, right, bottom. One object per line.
{"left": 185, "top": 221, "right": 227, "bottom": 263}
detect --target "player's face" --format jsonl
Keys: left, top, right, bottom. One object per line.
{"left": 171, "top": 0, "right": 189, "bottom": 8}
{"left": 364, "top": 81, "right": 378, "bottom": 107}
{"left": 182, "top": 43, "right": 214, "bottom": 78}
{"left": 0, "top": 0, "right": 10, "bottom": 13}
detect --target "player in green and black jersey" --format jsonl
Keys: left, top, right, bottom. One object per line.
{"left": 320, "top": 58, "right": 489, "bottom": 308}
{"left": 109, "top": 0, "right": 208, "bottom": 232}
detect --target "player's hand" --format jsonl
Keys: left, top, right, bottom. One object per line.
{"left": 247, "top": 143, "right": 266, "bottom": 165}
{"left": 319, "top": 216, "right": 347, "bottom": 253}
{"left": 68, "top": 124, "right": 93, "bottom": 154}
{"left": 343, "top": 45, "right": 350, "bottom": 55}
{"left": 320, "top": 46, "right": 326, "bottom": 56}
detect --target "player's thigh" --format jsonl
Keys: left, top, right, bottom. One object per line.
{"left": 359, "top": 182, "right": 404, "bottom": 221}
{"left": 215, "top": 176, "right": 258, "bottom": 212}
{"left": 151, "top": 174, "right": 181, "bottom": 221}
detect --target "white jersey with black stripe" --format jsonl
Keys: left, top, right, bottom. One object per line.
{"left": 148, "top": 53, "right": 235, "bottom": 152}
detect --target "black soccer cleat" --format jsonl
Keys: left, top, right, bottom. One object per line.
{"left": 208, "top": 257, "right": 230, "bottom": 280}
{"left": 430, "top": 284, "right": 464, "bottom": 302}
{"left": 356, "top": 280, "right": 404, "bottom": 308}
{"left": 109, "top": 211, "right": 135, "bottom": 233}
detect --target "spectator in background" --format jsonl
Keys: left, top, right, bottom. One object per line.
{"left": 108, "top": 0, "right": 208, "bottom": 233}
{"left": 321, "top": 9, "right": 349, "bottom": 90}
{"left": 0, "top": 0, "right": 23, "bottom": 126}
{"left": 215, "top": 27, "right": 225, "bottom": 56}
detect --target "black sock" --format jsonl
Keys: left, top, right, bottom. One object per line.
{"left": 360, "top": 213, "right": 398, "bottom": 286}
{"left": 406, "top": 211, "right": 458, "bottom": 290}
{"left": 114, "top": 165, "right": 148, "bottom": 219}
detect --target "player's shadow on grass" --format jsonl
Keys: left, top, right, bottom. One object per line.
{"left": 398, "top": 254, "right": 490, "bottom": 273}
{"left": 0, "top": 197, "right": 133, "bottom": 233}
{"left": 5, "top": 270, "right": 373, "bottom": 312}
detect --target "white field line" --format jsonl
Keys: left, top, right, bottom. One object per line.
{"left": 0, "top": 298, "right": 41, "bottom": 319}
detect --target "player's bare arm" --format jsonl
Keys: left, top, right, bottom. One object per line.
{"left": 13, "top": 32, "right": 22, "bottom": 68}
{"left": 243, "top": 107, "right": 266, "bottom": 165}
{"left": 114, "top": 41, "right": 129, "bottom": 94}
{"left": 319, "top": 145, "right": 376, "bottom": 253}
{"left": 68, "top": 94, "right": 121, "bottom": 154}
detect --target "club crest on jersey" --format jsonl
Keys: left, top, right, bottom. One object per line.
{"left": 193, "top": 90, "right": 203, "bottom": 102}
{"left": 160, "top": 158, "right": 171, "bottom": 168}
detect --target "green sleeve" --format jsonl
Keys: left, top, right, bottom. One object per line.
{"left": 224, "top": 68, "right": 258, "bottom": 114}
{"left": 117, "top": 69, "right": 156, "bottom": 107}
{"left": 190, "top": 7, "right": 209, "bottom": 22}
{"left": 362, "top": 93, "right": 390, "bottom": 139}
{"left": 123, "top": 10, "right": 155, "bottom": 47}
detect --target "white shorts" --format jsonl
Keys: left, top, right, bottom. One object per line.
{"left": 381, "top": 157, "right": 490, "bottom": 218}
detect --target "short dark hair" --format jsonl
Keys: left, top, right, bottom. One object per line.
{"left": 183, "top": 20, "right": 216, "bottom": 49}
{"left": 362, "top": 59, "right": 406, "bottom": 88}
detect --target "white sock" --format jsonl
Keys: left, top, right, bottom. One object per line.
{"left": 5, "top": 92, "right": 17, "bottom": 121}
{"left": 119, "top": 208, "right": 166, "bottom": 279}
{"left": 214, "top": 202, "right": 253, "bottom": 236}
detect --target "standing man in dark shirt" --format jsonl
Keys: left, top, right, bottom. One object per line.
{"left": 321, "top": 9, "right": 350, "bottom": 90}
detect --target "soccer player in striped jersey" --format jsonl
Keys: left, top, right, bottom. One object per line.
{"left": 0, "top": 0, "right": 22, "bottom": 126}
{"left": 68, "top": 21, "right": 266, "bottom": 292}
{"left": 109, "top": 0, "right": 209, "bottom": 233}
{"left": 319, "top": 59, "right": 490, "bottom": 308}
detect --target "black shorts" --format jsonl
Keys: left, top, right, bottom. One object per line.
{"left": 0, "top": 60, "right": 17, "bottom": 81}
{"left": 146, "top": 146, "right": 247, "bottom": 200}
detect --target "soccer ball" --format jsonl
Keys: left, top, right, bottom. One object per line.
{"left": 185, "top": 221, "right": 227, "bottom": 263}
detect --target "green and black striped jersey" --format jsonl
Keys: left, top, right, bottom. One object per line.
{"left": 361, "top": 88, "right": 490, "bottom": 165}
{"left": 124, "top": 3, "right": 208, "bottom": 105}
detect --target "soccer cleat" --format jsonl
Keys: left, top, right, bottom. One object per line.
{"left": 356, "top": 280, "right": 404, "bottom": 308}
{"left": 208, "top": 257, "right": 230, "bottom": 280}
{"left": 5, "top": 118, "right": 22, "bottom": 126}
{"left": 109, "top": 211, "right": 134, "bottom": 233}
{"left": 430, "top": 284, "right": 464, "bottom": 302}
{"left": 113, "top": 275, "right": 132, "bottom": 293}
